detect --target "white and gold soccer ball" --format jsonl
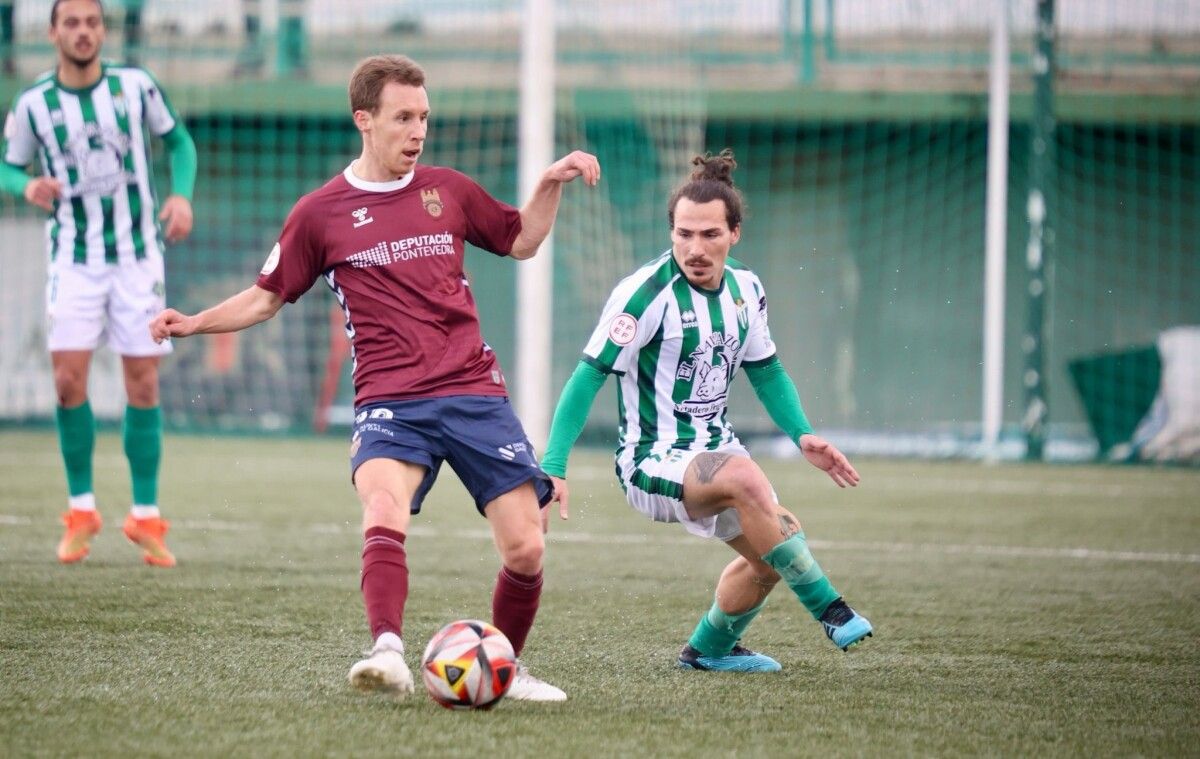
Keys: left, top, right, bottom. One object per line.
{"left": 421, "top": 620, "right": 517, "bottom": 710}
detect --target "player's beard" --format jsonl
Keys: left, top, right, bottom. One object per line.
{"left": 60, "top": 40, "right": 99, "bottom": 69}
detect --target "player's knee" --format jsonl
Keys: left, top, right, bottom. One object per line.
{"left": 723, "top": 459, "right": 775, "bottom": 514}
{"left": 361, "top": 489, "right": 405, "bottom": 523}
{"left": 499, "top": 533, "right": 544, "bottom": 575}
{"left": 125, "top": 382, "right": 159, "bottom": 407}
{"left": 53, "top": 367, "right": 87, "bottom": 406}
{"left": 124, "top": 374, "right": 158, "bottom": 405}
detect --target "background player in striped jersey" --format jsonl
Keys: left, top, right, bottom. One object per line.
{"left": 0, "top": 0, "right": 197, "bottom": 567}
{"left": 541, "top": 149, "right": 873, "bottom": 672}
{"left": 150, "top": 54, "right": 599, "bottom": 701}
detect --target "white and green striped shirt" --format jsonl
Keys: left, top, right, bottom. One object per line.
{"left": 582, "top": 251, "right": 777, "bottom": 464}
{"left": 2, "top": 63, "right": 178, "bottom": 265}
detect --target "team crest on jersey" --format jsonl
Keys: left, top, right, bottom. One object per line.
{"left": 421, "top": 188, "right": 443, "bottom": 218}
{"left": 675, "top": 332, "right": 741, "bottom": 420}
{"left": 735, "top": 297, "right": 749, "bottom": 331}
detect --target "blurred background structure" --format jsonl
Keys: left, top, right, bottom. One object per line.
{"left": 1, "top": 0, "right": 1196, "bottom": 463}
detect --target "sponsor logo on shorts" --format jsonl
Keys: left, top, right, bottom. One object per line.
{"left": 498, "top": 441, "right": 527, "bottom": 461}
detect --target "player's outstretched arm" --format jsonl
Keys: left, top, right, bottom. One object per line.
{"left": 798, "top": 434, "right": 860, "bottom": 488}
{"left": 540, "top": 360, "right": 608, "bottom": 526}
{"left": 510, "top": 150, "right": 601, "bottom": 259}
{"left": 150, "top": 284, "right": 284, "bottom": 343}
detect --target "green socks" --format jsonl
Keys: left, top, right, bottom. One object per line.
{"left": 56, "top": 401, "right": 94, "bottom": 494}
{"left": 56, "top": 402, "right": 162, "bottom": 508}
{"left": 687, "top": 600, "right": 767, "bottom": 657}
{"left": 123, "top": 405, "right": 162, "bottom": 507}
{"left": 56, "top": 401, "right": 95, "bottom": 497}
{"left": 762, "top": 532, "right": 840, "bottom": 620}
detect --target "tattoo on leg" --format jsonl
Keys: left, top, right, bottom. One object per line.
{"left": 778, "top": 512, "right": 801, "bottom": 539}
{"left": 694, "top": 453, "right": 732, "bottom": 484}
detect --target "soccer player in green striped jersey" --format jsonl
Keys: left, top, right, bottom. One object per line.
{"left": 542, "top": 150, "right": 873, "bottom": 671}
{"left": 0, "top": 0, "right": 197, "bottom": 567}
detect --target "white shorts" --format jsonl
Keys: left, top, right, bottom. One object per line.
{"left": 46, "top": 257, "right": 172, "bottom": 356}
{"left": 619, "top": 443, "right": 776, "bottom": 542}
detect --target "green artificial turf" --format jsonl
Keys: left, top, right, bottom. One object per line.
{"left": 1, "top": 431, "right": 1197, "bottom": 757}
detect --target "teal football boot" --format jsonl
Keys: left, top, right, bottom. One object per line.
{"left": 677, "top": 644, "right": 781, "bottom": 672}
{"left": 819, "top": 598, "right": 873, "bottom": 651}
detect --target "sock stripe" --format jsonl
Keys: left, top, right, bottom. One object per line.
{"left": 363, "top": 535, "right": 406, "bottom": 551}
{"left": 500, "top": 567, "right": 543, "bottom": 589}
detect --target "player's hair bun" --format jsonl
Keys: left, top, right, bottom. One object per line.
{"left": 690, "top": 149, "right": 737, "bottom": 185}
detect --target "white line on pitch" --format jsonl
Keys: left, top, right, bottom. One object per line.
{"left": 74, "top": 517, "right": 1200, "bottom": 564}
{"left": 4, "top": 515, "right": 1197, "bottom": 564}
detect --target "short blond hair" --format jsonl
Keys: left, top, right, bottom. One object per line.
{"left": 348, "top": 55, "right": 426, "bottom": 115}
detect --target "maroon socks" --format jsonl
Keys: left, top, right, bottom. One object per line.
{"left": 491, "top": 566, "right": 543, "bottom": 656}
{"left": 361, "top": 526, "right": 409, "bottom": 640}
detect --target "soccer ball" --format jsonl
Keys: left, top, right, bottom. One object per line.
{"left": 421, "top": 620, "right": 517, "bottom": 710}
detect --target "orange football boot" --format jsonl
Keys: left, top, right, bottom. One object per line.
{"left": 122, "top": 514, "right": 177, "bottom": 568}
{"left": 57, "top": 509, "right": 103, "bottom": 563}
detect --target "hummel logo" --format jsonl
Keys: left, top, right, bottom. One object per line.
{"left": 352, "top": 207, "right": 374, "bottom": 228}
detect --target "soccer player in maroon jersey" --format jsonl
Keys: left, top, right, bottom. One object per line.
{"left": 150, "top": 55, "right": 600, "bottom": 701}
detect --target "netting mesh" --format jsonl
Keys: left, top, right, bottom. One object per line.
{"left": 0, "top": 0, "right": 1196, "bottom": 460}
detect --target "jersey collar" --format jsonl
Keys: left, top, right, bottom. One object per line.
{"left": 53, "top": 61, "right": 108, "bottom": 96}
{"left": 343, "top": 164, "right": 416, "bottom": 193}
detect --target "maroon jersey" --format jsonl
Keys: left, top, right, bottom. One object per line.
{"left": 256, "top": 165, "right": 522, "bottom": 407}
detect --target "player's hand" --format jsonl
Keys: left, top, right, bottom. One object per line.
{"left": 149, "top": 308, "right": 197, "bottom": 343}
{"left": 543, "top": 475, "right": 569, "bottom": 533}
{"left": 545, "top": 150, "right": 600, "bottom": 187}
{"left": 799, "top": 434, "right": 860, "bottom": 488}
{"left": 23, "top": 177, "right": 62, "bottom": 211}
{"left": 159, "top": 195, "right": 194, "bottom": 242}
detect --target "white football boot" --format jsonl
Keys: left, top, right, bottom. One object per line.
{"left": 348, "top": 633, "right": 414, "bottom": 694}
{"left": 505, "top": 662, "right": 567, "bottom": 702}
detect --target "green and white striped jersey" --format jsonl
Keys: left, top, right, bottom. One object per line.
{"left": 2, "top": 63, "right": 178, "bottom": 265}
{"left": 583, "top": 250, "right": 777, "bottom": 464}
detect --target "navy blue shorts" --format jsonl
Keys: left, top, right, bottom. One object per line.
{"left": 349, "top": 395, "right": 553, "bottom": 515}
